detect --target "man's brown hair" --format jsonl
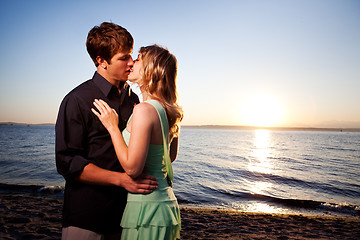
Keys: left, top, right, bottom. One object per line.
{"left": 86, "top": 22, "right": 133, "bottom": 66}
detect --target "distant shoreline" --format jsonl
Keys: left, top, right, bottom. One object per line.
{"left": 0, "top": 122, "right": 55, "bottom": 126}
{"left": 1, "top": 122, "right": 360, "bottom": 132}
{"left": 182, "top": 125, "right": 360, "bottom": 132}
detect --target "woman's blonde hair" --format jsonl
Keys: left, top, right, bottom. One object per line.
{"left": 137, "top": 45, "right": 183, "bottom": 139}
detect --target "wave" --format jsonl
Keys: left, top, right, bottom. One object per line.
{"left": 0, "top": 183, "right": 64, "bottom": 196}
{"left": 211, "top": 187, "right": 360, "bottom": 216}
{"left": 223, "top": 167, "right": 360, "bottom": 198}
{"left": 2, "top": 183, "right": 359, "bottom": 217}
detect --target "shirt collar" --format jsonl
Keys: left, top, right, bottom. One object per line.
{"left": 92, "top": 72, "right": 125, "bottom": 97}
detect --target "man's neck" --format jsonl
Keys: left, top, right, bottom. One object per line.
{"left": 97, "top": 70, "right": 124, "bottom": 91}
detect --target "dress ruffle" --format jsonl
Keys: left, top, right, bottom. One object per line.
{"left": 121, "top": 200, "right": 181, "bottom": 227}
{"left": 121, "top": 200, "right": 181, "bottom": 239}
{"left": 121, "top": 225, "right": 180, "bottom": 240}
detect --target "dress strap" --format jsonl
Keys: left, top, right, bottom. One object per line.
{"left": 145, "top": 100, "right": 173, "bottom": 186}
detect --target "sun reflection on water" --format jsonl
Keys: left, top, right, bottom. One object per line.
{"left": 248, "top": 129, "right": 274, "bottom": 200}
{"left": 231, "top": 202, "right": 289, "bottom": 214}
{"left": 251, "top": 181, "right": 272, "bottom": 195}
{"left": 248, "top": 129, "right": 273, "bottom": 176}
{"left": 245, "top": 202, "right": 285, "bottom": 214}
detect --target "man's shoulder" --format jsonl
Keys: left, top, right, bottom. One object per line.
{"left": 68, "top": 79, "right": 94, "bottom": 95}
{"left": 64, "top": 79, "right": 98, "bottom": 99}
{"left": 59, "top": 79, "right": 98, "bottom": 108}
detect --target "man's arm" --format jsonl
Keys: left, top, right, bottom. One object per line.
{"left": 55, "top": 95, "right": 90, "bottom": 179}
{"left": 77, "top": 163, "right": 158, "bottom": 193}
{"left": 170, "top": 137, "right": 179, "bottom": 162}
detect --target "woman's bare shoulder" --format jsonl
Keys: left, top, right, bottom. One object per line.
{"left": 132, "top": 102, "right": 158, "bottom": 121}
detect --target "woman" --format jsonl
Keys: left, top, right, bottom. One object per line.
{"left": 92, "top": 45, "right": 183, "bottom": 240}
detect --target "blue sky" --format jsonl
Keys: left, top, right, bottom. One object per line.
{"left": 0, "top": 0, "right": 359, "bottom": 128}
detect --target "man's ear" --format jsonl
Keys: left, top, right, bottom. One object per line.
{"left": 96, "top": 56, "right": 108, "bottom": 69}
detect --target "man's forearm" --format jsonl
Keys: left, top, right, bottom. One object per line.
{"left": 76, "top": 163, "right": 124, "bottom": 186}
{"left": 76, "top": 163, "right": 159, "bottom": 194}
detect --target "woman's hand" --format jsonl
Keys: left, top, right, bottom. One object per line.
{"left": 91, "top": 99, "right": 119, "bottom": 131}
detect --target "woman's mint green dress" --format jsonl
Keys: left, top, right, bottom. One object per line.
{"left": 120, "top": 100, "right": 181, "bottom": 240}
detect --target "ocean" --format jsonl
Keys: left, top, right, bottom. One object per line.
{"left": 0, "top": 124, "right": 359, "bottom": 217}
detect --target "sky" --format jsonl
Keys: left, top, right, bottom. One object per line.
{"left": 0, "top": 0, "right": 359, "bottom": 128}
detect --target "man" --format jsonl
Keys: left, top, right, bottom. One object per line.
{"left": 56, "top": 22, "right": 158, "bottom": 239}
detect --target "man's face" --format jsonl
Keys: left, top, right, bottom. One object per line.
{"left": 106, "top": 50, "right": 134, "bottom": 82}
{"left": 128, "top": 54, "right": 143, "bottom": 82}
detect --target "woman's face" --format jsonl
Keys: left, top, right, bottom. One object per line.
{"left": 128, "top": 54, "right": 143, "bottom": 82}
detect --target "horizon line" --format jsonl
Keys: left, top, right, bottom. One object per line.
{"left": 1, "top": 122, "right": 360, "bottom": 132}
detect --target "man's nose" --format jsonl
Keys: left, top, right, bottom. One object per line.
{"left": 128, "top": 57, "right": 134, "bottom": 65}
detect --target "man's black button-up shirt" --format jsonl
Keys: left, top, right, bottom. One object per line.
{"left": 55, "top": 72, "right": 139, "bottom": 234}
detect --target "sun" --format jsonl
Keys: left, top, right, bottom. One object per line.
{"left": 240, "top": 95, "right": 285, "bottom": 127}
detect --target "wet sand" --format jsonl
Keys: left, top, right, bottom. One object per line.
{"left": 1, "top": 193, "right": 359, "bottom": 239}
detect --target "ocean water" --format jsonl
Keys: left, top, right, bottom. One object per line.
{"left": 0, "top": 124, "right": 359, "bottom": 217}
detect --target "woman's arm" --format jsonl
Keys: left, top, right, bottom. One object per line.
{"left": 92, "top": 99, "right": 152, "bottom": 178}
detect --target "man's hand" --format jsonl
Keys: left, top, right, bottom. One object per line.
{"left": 121, "top": 173, "right": 158, "bottom": 194}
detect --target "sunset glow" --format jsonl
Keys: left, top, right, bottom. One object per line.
{"left": 240, "top": 95, "right": 285, "bottom": 127}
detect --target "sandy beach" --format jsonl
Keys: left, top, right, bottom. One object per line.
{"left": 1, "top": 193, "right": 359, "bottom": 240}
